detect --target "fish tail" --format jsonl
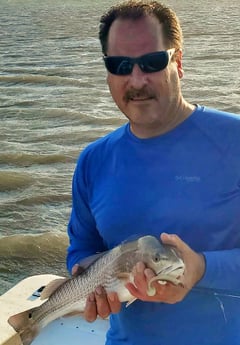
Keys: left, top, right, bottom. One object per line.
{"left": 8, "top": 307, "right": 40, "bottom": 345}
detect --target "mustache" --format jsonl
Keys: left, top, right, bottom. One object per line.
{"left": 124, "top": 87, "right": 155, "bottom": 101}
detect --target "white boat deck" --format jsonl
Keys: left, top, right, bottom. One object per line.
{"left": 0, "top": 274, "right": 109, "bottom": 345}
{"left": 32, "top": 314, "right": 108, "bottom": 345}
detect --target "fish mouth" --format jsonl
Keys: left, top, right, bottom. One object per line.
{"left": 147, "top": 262, "right": 185, "bottom": 296}
{"left": 157, "top": 262, "right": 185, "bottom": 278}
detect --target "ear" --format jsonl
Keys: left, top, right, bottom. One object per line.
{"left": 176, "top": 49, "right": 184, "bottom": 79}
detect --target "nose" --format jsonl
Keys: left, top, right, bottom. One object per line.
{"left": 128, "top": 63, "right": 148, "bottom": 89}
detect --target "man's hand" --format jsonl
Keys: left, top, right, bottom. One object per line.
{"left": 125, "top": 233, "right": 206, "bottom": 304}
{"left": 71, "top": 264, "right": 121, "bottom": 322}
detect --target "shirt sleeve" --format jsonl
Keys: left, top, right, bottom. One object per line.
{"left": 196, "top": 249, "right": 240, "bottom": 292}
{"left": 66, "top": 151, "right": 106, "bottom": 273}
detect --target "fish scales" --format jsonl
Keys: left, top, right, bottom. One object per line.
{"left": 32, "top": 248, "right": 123, "bottom": 325}
{"left": 8, "top": 235, "right": 185, "bottom": 345}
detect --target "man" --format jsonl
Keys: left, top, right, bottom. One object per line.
{"left": 67, "top": 1, "right": 240, "bottom": 344}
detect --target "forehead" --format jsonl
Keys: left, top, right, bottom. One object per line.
{"left": 107, "top": 15, "right": 165, "bottom": 56}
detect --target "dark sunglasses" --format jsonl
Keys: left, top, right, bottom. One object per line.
{"left": 103, "top": 49, "right": 175, "bottom": 76}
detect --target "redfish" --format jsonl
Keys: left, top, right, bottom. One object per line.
{"left": 8, "top": 235, "right": 185, "bottom": 345}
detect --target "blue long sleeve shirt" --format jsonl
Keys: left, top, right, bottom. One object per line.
{"left": 67, "top": 105, "right": 240, "bottom": 345}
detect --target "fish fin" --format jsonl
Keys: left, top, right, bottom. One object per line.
{"left": 63, "top": 311, "right": 83, "bottom": 317}
{"left": 40, "top": 277, "right": 69, "bottom": 300}
{"left": 8, "top": 308, "right": 39, "bottom": 345}
{"left": 116, "top": 272, "right": 130, "bottom": 281}
{"left": 126, "top": 297, "right": 137, "bottom": 307}
{"left": 120, "top": 234, "right": 144, "bottom": 244}
{"left": 76, "top": 252, "right": 108, "bottom": 272}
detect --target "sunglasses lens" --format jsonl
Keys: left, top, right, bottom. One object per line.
{"left": 104, "top": 51, "right": 170, "bottom": 75}
{"left": 141, "top": 51, "right": 169, "bottom": 73}
{"left": 104, "top": 57, "right": 133, "bottom": 75}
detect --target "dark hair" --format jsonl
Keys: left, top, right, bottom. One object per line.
{"left": 99, "top": 0, "right": 183, "bottom": 55}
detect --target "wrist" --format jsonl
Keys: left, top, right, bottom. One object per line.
{"left": 194, "top": 253, "right": 206, "bottom": 285}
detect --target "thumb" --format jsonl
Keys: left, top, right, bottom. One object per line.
{"left": 160, "top": 233, "right": 189, "bottom": 256}
{"left": 72, "top": 264, "right": 85, "bottom": 277}
{"left": 160, "top": 233, "right": 206, "bottom": 288}
{"left": 160, "top": 232, "right": 180, "bottom": 246}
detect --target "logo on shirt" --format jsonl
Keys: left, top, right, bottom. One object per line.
{"left": 175, "top": 176, "right": 201, "bottom": 183}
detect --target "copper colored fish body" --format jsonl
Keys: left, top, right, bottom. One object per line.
{"left": 8, "top": 235, "right": 185, "bottom": 345}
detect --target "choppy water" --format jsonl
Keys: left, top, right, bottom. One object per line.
{"left": 0, "top": 0, "right": 239, "bottom": 295}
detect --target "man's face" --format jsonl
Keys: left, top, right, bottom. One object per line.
{"left": 105, "top": 15, "right": 183, "bottom": 138}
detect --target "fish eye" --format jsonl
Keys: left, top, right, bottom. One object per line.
{"left": 152, "top": 253, "right": 161, "bottom": 262}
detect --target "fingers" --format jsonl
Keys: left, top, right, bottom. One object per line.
{"left": 160, "top": 233, "right": 205, "bottom": 289}
{"left": 71, "top": 264, "right": 85, "bottom": 277}
{"left": 133, "top": 263, "right": 157, "bottom": 296}
{"left": 125, "top": 260, "right": 187, "bottom": 304}
{"left": 160, "top": 233, "right": 183, "bottom": 250}
{"left": 160, "top": 232, "right": 191, "bottom": 261}
{"left": 84, "top": 287, "right": 121, "bottom": 322}
{"left": 126, "top": 262, "right": 161, "bottom": 300}
{"left": 125, "top": 234, "right": 201, "bottom": 305}
{"left": 71, "top": 264, "right": 79, "bottom": 276}
{"left": 132, "top": 262, "right": 148, "bottom": 288}
{"left": 160, "top": 233, "right": 193, "bottom": 258}
{"left": 107, "top": 292, "right": 122, "bottom": 314}
{"left": 126, "top": 274, "right": 187, "bottom": 304}
{"left": 84, "top": 293, "right": 97, "bottom": 322}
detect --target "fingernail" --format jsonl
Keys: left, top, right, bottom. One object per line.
{"left": 88, "top": 293, "right": 95, "bottom": 302}
{"left": 95, "top": 286, "right": 103, "bottom": 295}
{"left": 108, "top": 292, "right": 115, "bottom": 302}
{"left": 161, "top": 232, "right": 170, "bottom": 239}
{"left": 136, "top": 262, "right": 144, "bottom": 273}
{"left": 145, "top": 268, "right": 154, "bottom": 279}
